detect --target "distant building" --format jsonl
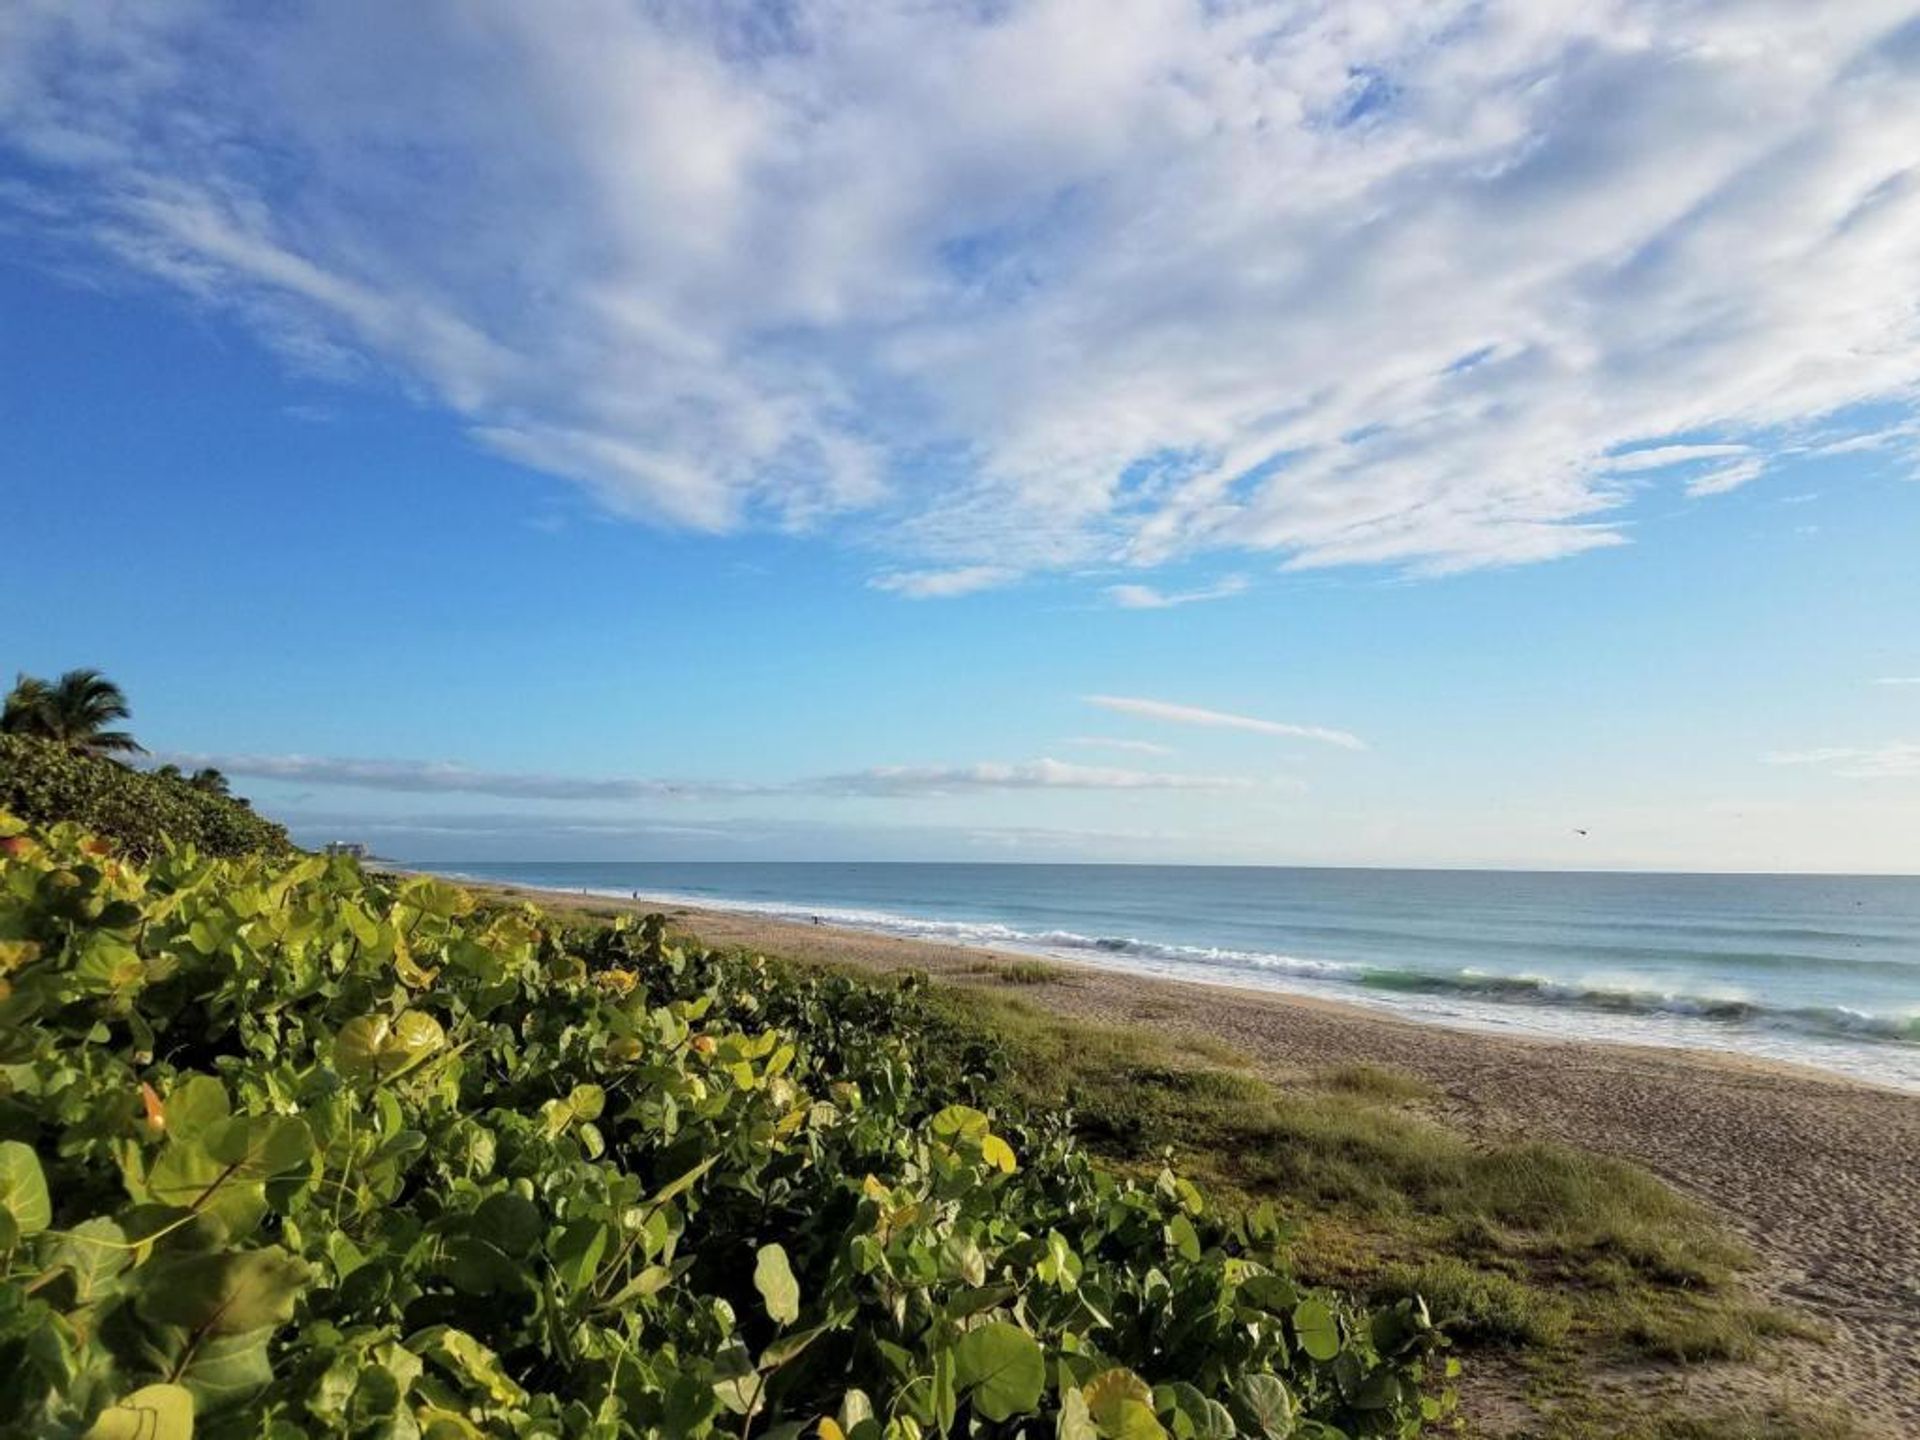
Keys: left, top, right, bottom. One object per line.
{"left": 324, "top": 841, "right": 371, "bottom": 859}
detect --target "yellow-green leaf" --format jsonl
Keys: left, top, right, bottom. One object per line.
{"left": 0, "top": 1140, "right": 51, "bottom": 1236}
{"left": 83, "top": 1383, "right": 195, "bottom": 1440}
{"left": 754, "top": 1242, "right": 801, "bottom": 1326}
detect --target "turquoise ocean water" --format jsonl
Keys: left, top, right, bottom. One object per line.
{"left": 426, "top": 862, "right": 1920, "bottom": 1091}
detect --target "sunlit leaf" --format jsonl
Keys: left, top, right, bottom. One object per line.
{"left": 0, "top": 1140, "right": 51, "bottom": 1235}
{"left": 82, "top": 1383, "right": 194, "bottom": 1440}
{"left": 1292, "top": 1300, "right": 1341, "bottom": 1362}
{"left": 754, "top": 1242, "right": 801, "bottom": 1326}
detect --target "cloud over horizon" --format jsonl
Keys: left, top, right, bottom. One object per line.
{"left": 6, "top": 2, "right": 1920, "bottom": 587}
{"left": 155, "top": 749, "right": 1255, "bottom": 802}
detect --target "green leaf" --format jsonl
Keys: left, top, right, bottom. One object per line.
{"left": 1292, "top": 1299, "right": 1341, "bottom": 1362}
{"left": 979, "top": 1133, "right": 1018, "bottom": 1174}
{"left": 472, "top": 1191, "right": 542, "bottom": 1258}
{"left": 190, "top": 1333, "right": 277, "bottom": 1416}
{"left": 416, "top": 1325, "right": 528, "bottom": 1407}
{"left": 1084, "top": 1369, "right": 1162, "bottom": 1438}
{"left": 82, "top": 1382, "right": 195, "bottom": 1440}
{"left": 1233, "top": 1373, "right": 1295, "bottom": 1438}
{"left": 753, "top": 1242, "right": 801, "bottom": 1325}
{"left": 550, "top": 1218, "right": 609, "bottom": 1294}
{"left": 0, "top": 1140, "right": 52, "bottom": 1236}
{"left": 145, "top": 1140, "right": 266, "bottom": 1237}
{"left": 598, "top": 1264, "right": 674, "bottom": 1309}
{"left": 952, "top": 1320, "right": 1044, "bottom": 1422}
{"left": 1237, "top": 1272, "right": 1297, "bottom": 1314}
{"left": 567, "top": 1082, "right": 606, "bottom": 1121}
{"left": 42, "top": 1216, "right": 130, "bottom": 1302}
{"left": 138, "top": 1247, "right": 310, "bottom": 1336}
{"left": 334, "top": 1010, "right": 446, "bottom": 1082}
{"left": 161, "top": 1076, "right": 232, "bottom": 1141}
{"left": 1057, "top": 1389, "right": 1098, "bottom": 1440}
{"left": 203, "top": 1114, "right": 314, "bottom": 1177}
{"left": 929, "top": 1105, "right": 990, "bottom": 1142}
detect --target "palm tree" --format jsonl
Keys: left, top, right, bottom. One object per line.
{"left": 1, "top": 675, "right": 53, "bottom": 735}
{"left": 154, "top": 763, "right": 183, "bottom": 781}
{"left": 189, "top": 767, "right": 231, "bottom": 797}
{"left": 0, "top": 669, "right": 145, "bottom": 759}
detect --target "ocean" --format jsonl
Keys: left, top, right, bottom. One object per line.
{"left": 423, "top": 861, "right": 1920, "bottom": 1091}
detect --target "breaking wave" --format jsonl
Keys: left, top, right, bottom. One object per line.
{"left": 579, "top": 887, "right": 1920, "bottom": 1049}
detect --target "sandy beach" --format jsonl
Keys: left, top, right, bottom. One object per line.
{"left": 483, "top": 882, "right": 1920, "bottom": 1430}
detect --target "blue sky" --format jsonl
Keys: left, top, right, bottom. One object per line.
{"left": 4, "top": 1, "right": 1919, "bottom": 871}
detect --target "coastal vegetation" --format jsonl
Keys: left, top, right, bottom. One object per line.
{"left": 914, "top": 987, "right": 1774, "bottom": 1356}
{"left": 0, "top": 671, "right": 281, "bottom": 859}
{"left": 0, "top": 737, "right": 289, "bottom": 860}
{"left": 0, "top": 815, "right": 1449, "bottom": 1438}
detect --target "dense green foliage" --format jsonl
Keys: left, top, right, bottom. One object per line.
{"left": 0, "top": 818, "right": 1448, "bottom": 1439}
{"left": 0, "top": 738, "right": 289, "bottom": 860}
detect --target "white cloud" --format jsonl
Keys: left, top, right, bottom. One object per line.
{"left": 1105, "top": 575, "right": 1248, "bottom": 609}
{"left": 1872, "top": 676, "right": 1920, "bottom": 685}
{"left": 7, "top": 3, "right": 1920, "bottom": 580}
{"left": 1764, "top": 742, "right": 1920, "bottom": 779}
{"left": 1604, "top": 444, "right": 1752, "bottom": 473}
{"left": 1684, "top": 457, "right": 1769, "bottom": 498}
{"left": 868, "top": 565, "right": 1016, "bottom": 599}
{"left": 150, "top": 752, "right": 768, "bottom": 802}
{"left": 155, "top": 749, "right": 1250, "bottom": 799}
{"left": 808, "top": 758, "right": 1253, "bottom": 795}
{"left": 1084, "top": 695, "right": 1364, "bottom": 750}
{"left": 1067, "top": 735, "right": 1175, "bottom": 756}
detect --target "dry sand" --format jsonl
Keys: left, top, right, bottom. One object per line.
{"left": 488, "top": 883, "right": 1920, "bottom": 1430}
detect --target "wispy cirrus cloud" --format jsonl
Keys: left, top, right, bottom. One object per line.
{"left": 1603, "top": 444, "right": 1754, "bottom": 474}
{"left": 6, "top": 4, "right": 1920, "bottom": 587}
{"left": 1764, "top": 742, "right": 1920, "bottom": 779}
{"left": 867, "top": 566, "right": 1016, "bottom": 600}
{"left": 1084, "top": 695, "right": 1365, "bottom": 751}
{"left": 804, "top": 758, "right": 1252, "bottom": 796}
{"left": 1105, "top": 576, "right": 1248, "bottom": 610}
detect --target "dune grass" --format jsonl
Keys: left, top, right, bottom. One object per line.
{"left": 898, "top": 984, "right": 1836, "bottom": 1434}
{"left": 963, "top": 957, "right": 1070, "bottom": 985}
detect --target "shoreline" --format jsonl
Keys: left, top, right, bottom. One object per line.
{"left": 444, "top": 874, "right": 1920, "bottom": 1428}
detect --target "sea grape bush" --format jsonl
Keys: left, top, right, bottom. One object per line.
{"left": 0, "top": 737, "right": 291, "bottom": 860}
{"left": 0, "top": 816, "right": 1449, "bottom": 1439}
